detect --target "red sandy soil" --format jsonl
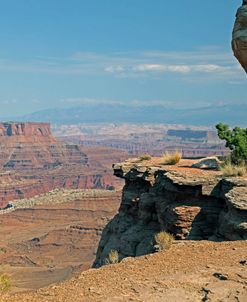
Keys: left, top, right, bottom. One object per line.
{"left": 1, "top": 240, "right": 246, "bottom": 302}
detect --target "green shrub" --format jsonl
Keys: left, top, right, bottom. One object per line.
{"left": 105, "top": 249, "right": 119, "bottom": 265}
{"left": 162, "top": 150, "right": 181, "bottom": 165}
{"left": 0, "top": 274, "right": 11, "bottom": 292}
{"left": 155, "top": 231, "right": 174, "bottom": 251}
{"left": 139, "top": 154, "right": 152, "bottom": 161}
{"left": 216, "top": 123, "right": 247, "bottom": 164}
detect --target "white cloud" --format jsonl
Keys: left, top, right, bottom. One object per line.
{"left": 0, "top": 47, "right": 245, "bottom": 81}
{"left": 130, "top": 63, "right": 233, "bottom": 74}
{"left": 104, "top": 65, "right": 125, "bottom": 73}
{"left": 59, "top": 97, "right": 121, "bottom": 105}
{"left": 1, "top": 99, "right": 17, "bottom": 105}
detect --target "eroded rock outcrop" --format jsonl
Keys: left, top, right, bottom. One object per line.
{"left": 232, "top": 1, "right": 247, "bottom": 73}
{"left": 93, "top": 159, "right": 247, "bottom": 267}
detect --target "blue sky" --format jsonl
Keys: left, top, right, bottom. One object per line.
{"left": 0, "top": 0, "right": 246, "bottom": 117}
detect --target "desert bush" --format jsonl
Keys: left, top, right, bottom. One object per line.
{"left": 139, "top": 154, "right": 152, "bottom": 161}
{"left": 162, "top": 150, "right": 181, "bottom": 165}
{"left": 220, "top": 161, "right": 247, "bottom": 177}
{"left": 155, "top": 231, "right": 174, "bottom": 251}
{"left": 0, "top": 247, "right": 6, "bottom": 254}
{"left": 216, "top": 123, "right": 247, "bottom": 164}
{"left": 0, "top": 274, "right": 11, "bottom": 292}
{"left": 105, "top": 249, "right": 119, "bottom": 265}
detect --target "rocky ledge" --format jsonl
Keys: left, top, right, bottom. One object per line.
{"left": 93, "top": 158, "right": 247, "bottom": 267}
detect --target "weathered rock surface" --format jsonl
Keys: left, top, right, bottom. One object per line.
{"left": 0, "top": 122, "right": 125, "bottom": 208}
{"left": 232, "top": 1, "right": 247, "bottom": 73}
{"left": 93, "top": 159, "right": 247, "bottom": 267}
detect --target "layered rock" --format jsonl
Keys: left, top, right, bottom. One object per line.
{"left": 93, "top": 159, "right": 247, "bottom": 267}
{"left": 0, "top": 122, "right": 125, "bottom": 208}
{"left": 232, "top": 1, "right": 247, "bottom": 73}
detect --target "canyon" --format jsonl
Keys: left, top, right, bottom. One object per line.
{"left": 0, "top": 121, "right": 128, "bottom": 293}
{"left": 1, "top": 156, "right": 247, "bottom": 300}
{"left": 53, "top": 123, "right": 228, "bottom": 158}
{"left": 0, "top": 122, "right": 126, "bottom": 208}
{"left": 0, "top": 123, "right": 247, "bottom": 302}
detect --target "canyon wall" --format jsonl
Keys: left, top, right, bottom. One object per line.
{"left": 0, "top": 122, "right": 125, "bottom": 208}
{"left": 93, "top": 159, "right": 247, "bottom": 267}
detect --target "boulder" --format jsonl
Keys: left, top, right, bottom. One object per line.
{"left": 191, "top": 157, "right": 222, "bottom": 170}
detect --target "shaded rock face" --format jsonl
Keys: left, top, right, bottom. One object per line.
{"left": 93, "top": 161, "right": 247, "bottom": 267}
{"left": 232, "top": 1, "right": 247, "bottom": 73}
{"left": 0, "top": 122, "right": 124, "bottom": 208}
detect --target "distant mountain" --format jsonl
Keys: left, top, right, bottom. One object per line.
{"left": 4, "top": 103, "right": 247, "bottom": 126}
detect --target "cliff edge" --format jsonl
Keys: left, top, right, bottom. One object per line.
{"left": 93, "top": 158, "right": 247, "bottom": 267}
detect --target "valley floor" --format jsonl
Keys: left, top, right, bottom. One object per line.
{"left": 1, "top": 240, "right": 247, "bottom": 302}
{"left": 0, "top": 189, "right": 121, "bottom": 293}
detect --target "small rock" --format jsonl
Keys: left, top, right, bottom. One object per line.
{"left": 213, "top": 272, "right": 228, "bottom": 280}
{"left": 239, "top": 259, "right": 247, "bottom": 265}
{"left": 121, "top": 257, "right": 135, "bottom": 263}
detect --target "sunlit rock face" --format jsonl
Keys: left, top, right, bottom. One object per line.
{"left": 0, "top": 122, "right": 125, "bottom": 208}
{"left": 232, "top": 1, "right": 247, "bottom": 73}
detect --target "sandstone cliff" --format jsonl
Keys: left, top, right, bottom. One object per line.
{"left": 0, "top": 122, "right": 125, "bottom": 208}
{"left": 93, "top": 159, "right": 247, "bottom": 267}
{"left": 232, "top": 1, "right": 247, "bottom": 73}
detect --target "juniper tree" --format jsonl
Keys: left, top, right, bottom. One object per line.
{"left": 216, "top": 123, "right": 247, "bottom": 164}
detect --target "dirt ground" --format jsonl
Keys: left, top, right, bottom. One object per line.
{"left": 1, "top": 240, "right": 247, "bottom": 302}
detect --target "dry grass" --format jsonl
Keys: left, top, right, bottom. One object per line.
{"left": 0, "top": 274, "right": 11, "bottom": 292}
{"left": 139, "top": 154, "right": 152, "bottom": 161}
{"left": 105, "top": 250, "right": 119, "bottom": 265}
{"left": 162, "top": 150, "right": 181, "bottom": 165}
{"left": 221, "top": 162, "right": 247, "bottom": 177}
{"left": 155, "top": 231, "right": 174, "bottom": 251}
{"left": 0, "top": 248, "right": 6, "bottom": 254}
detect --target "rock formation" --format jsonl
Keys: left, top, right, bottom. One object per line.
{"left": 0, "top": 122, "right": 125, "bottom": 208}
{"left": 93, "top": 159, "right": 247, "bottom": 267}
{"left": 232, "top": 1, "right": 247, "bottom": 73}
